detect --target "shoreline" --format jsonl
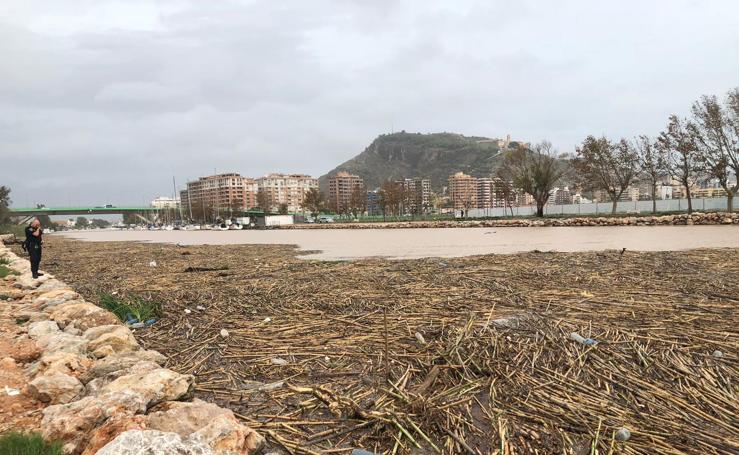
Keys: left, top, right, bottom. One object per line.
{"left": 55, "top": 222, "right": 739, "bottom": 260}
{"left": 282, "top": 211, "right": 739, "bottom": 229}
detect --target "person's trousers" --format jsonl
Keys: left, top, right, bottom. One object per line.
{"left": 29, "top": 246, "right": 42, "bottom": 277}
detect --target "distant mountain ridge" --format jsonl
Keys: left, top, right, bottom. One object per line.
{"left": 320, "top": 132, "right": 512, "bottom": 191}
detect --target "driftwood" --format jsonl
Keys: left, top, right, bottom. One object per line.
{"left": 33, "top": 237, "right": 739, "bottom": 454}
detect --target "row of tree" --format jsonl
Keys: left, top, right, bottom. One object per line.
{"left": 499, "top": 88, "right": 738, "bottom": 216}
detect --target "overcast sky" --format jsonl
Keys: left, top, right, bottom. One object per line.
{"left": 1, "top": 0, "right": 737, "bottom": 207}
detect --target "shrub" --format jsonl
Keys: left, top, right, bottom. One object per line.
{"left": 0, "top": 432, "right": 63, "bottom": 455}
{"left": 99, "top": 293, "right": 162, "bottom": 323}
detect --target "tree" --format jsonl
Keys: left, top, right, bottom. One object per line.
{"left": 255, "top": 189, "right": 271, "bottom": 213}
{"left": 493, "top": 174, "right": 516, "bottom": 217}
{"left": 90, "top": 218, "right": 111, "bottom": 228}
{"left": 0, "top": 186, "right": 11, "bottom": 225}
{"left": 75, "top": 217, "right": 89, "bottom": 229}
{"left": 278, "top": 203, "right": 289, "bottom": 215}
{"left": 657, "top": 115, "right": 703, "bottom": 213}
{"left": 574, "top": 136, "right": 639, "bottom": 214}
{"left": 690, "top": 89, "right": 739, "bottom": 212}
{"left": 37, "top": 215, "right": 54, "bottom": 229}
{"left": 348, "top": 184, "right": 366, "bottom": 218}
{"left": 500, "top": 141, "right": 563, "bottom": 217}
{"left": 379, "top": 180, "right": 404, "bottom": 219}
{"left": 635, "top": 135, "right": 665, "bottom": 214}
{"left": 301, "top": 188, "right": 325, "bottom": 220}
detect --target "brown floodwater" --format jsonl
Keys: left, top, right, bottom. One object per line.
{"left": 56, "top": 225, "right": 739, "bottom": 260}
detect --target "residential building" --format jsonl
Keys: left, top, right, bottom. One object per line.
{"left": 150, "top": 196, "right": 180, "bottom": 209}
{"left": 367, "top": 190, "right": 382, "bottom": 216}
{"left": 256, "top": 173, "right": 318, "bottom": 212}
{"left": 476, "top": 178, "right": 494, "bottom": 209}
{"left": 180, "top": 173, "right": 257, "bottom": 220}
{"left": 399, "top": 178, "right": 431, "bottom": 214}
{"left": 550, "top": 187, "right": 573, "bottom": 205}
{"left": 448, "top": 172, "right": 478, "bottom": 210}
{"left": 328, "top": 172, "right": 364, "bottom": 214}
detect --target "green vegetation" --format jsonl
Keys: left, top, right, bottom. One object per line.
{"left": 0, "top": 432, "right": 63, "bottom": 455}
{"left": 0, "top": 256, "right": 18, "bottom": 278}
{"left": 99, "top": 293, "right": 162, "bottom": 322}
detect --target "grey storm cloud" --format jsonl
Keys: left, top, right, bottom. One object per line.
{"left": 1, "top": 0, "right": 737, "bottom": 207}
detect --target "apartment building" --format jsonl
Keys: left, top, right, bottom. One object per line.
{"left": 366, "top": 189, "right": 382, "bottom": 216}
{"left": 328, "top": 172, "right": 364, "bottom": 213}
{"left": 180, "top": 173, "right": 257, "bottom": 218}
{"left": 448, "top": 172, "right": 478, "bottom": 210}
{"left": 150, "top": 196, "right": 180, "bottom": 209}
{"left": 399, "top": 178, "right": 431, "bottom": 214}
{"left": 256, "top": 173, "right": 318, "bottom": 212}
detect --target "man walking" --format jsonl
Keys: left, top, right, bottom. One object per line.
{"left": 24, "top": 218, "right": 43, "bottom": 279}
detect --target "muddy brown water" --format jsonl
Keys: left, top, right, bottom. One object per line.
{"left": 57, "top": 225, "right": 739, "bottom": 260}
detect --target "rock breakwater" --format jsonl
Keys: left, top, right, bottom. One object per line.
{"left": 0, "top": 238, "right": 264, "bottom": 455}
{"left": 284, "top": 211, "right": 739, "bottom": 229}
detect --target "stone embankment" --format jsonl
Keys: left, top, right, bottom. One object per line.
{"left": 285, "top": 211, "right": 739, "bottom": 229}
{"left": 0, "top": 238, "right": 264, "bottom": 455}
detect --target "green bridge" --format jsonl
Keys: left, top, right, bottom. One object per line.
{"left": 8, "top": 206, "right": 161, "bottom": 216}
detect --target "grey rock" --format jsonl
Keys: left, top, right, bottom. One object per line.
{"left": 36, "top": 332, "right": 89, "bottom": 356}
{"left": 97, "top": 430, "right": 214, "bottom": 455}
{"left": 27, "top": 320, "right": 60, "bottom": 339}
{"left": 81, "top": 350, "right": 167, "bottom": 383}
{"left": 615, "top": 427, "right": 631, "bottom": 441}
{"left": 28, "top": 373, "right": 84, "bottom": 404}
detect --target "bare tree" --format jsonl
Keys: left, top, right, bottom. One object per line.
{"left": 500, "top": 141, "right": 563, "bottom": 217}
{"left": 635, "top": 135, "right": 665, "bottom": 214}
{"left": 301, "top": 188, "right": 325, "bottom": 221}
{"left": 379, "top": 180, "right": 404, "bottom": 219}
{"left": 690, "top": 89, "right": 739, "bottom": 212}
{"left": 255, "top": 189, "right": 271, "bottom": 213}
{"left": 574, "top": 136, "right": 639, "bottom": 214}
{"left": 657, "top": 115, "right": 703, "bottom": 213}
{"left": 348, "top": 184, "right": 366, "bottom": 218}
{"left": 493, "top": 173, "right": 516, "bottom": 216}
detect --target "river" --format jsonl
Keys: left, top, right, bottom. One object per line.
{"left": 56, "top": 225, "right": 739, "bottom": 260}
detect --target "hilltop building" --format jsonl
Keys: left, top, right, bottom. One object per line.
{"left": 328, "top": 172, "right": 364, "bottom": 214}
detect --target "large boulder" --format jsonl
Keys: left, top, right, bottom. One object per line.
{"left": 81, "top": 415, "right": 148, "bottom": 455}
{"left": 42, "top": 390, "right": 149, "bottom": 454}
{"left": 27, "top": 320, "right": 60, "bottom": 339}
{"left": 147, "top": 399, "right": 265, "bottom": 455}
{"left": 97, "top": 430, "right": 214, "bottom": 455}
{"left": 30, "top": 351, "right": 92, "bottom": 378}
{"left": 192, "top": 414, "right": 266, "bottom": 455}
{"left": 146, "top": 399, "right": 231, "bottom": 435}
{"left": 100, "top": 368, "right": 194, "bottom": 407}
{"left": 83, "top": 325, "right": 139, "bottom": 358}
{"left": 50, "top": 302, "right": 121, "bottom": 331}
{"left": 81, "top": 350, "right": 167, "bottom": 383}
{"left": 28, "top": 373, "right": 84, "bottom": 404}
{"left": 36, "top": 332, "right": 89, "bottom": 356}
{"left": 85, "top": 361, "right": 162, "bottom": 396}
{"left": 34, "top": 289, "right": 80, "bottom": 310}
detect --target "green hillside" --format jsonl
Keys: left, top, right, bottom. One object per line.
{"left": 320, "top": 132, "right": 507, "bottom": 191}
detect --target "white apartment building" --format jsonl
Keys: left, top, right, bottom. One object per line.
{"left": 256, "top": 173, "right": 318, "bottom": 212}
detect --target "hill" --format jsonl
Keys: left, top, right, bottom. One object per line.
{"left": 320, "top": 132, "right": 510, "bottom": 192}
